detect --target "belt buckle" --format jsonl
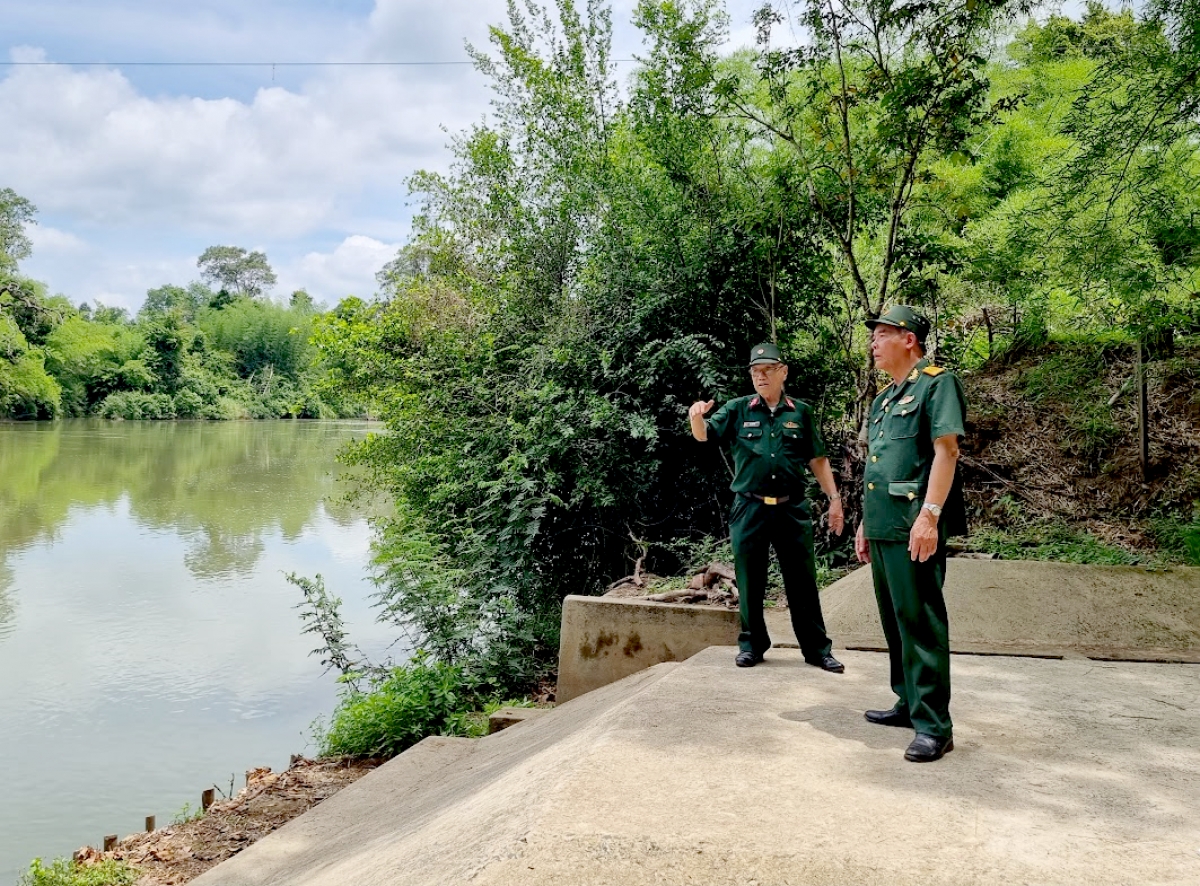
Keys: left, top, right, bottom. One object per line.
{"left": 763, "top": 496, "right": 778, "bottom": 505}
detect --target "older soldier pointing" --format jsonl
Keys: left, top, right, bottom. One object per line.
{"left": 690, "top": 342, "right": 845, "bottom": 672}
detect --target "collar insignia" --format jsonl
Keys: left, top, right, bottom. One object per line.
{"left": 749, "top": 396, "right": 760, "bottom": 408}
{"left": 907, "top": 369, "right": 920, "bottom": 382}
{"left": 785, "top": 397, "right": 794, "bottom": 409}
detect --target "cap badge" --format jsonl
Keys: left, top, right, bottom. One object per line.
{"left": 757, "top": 348, "right": 764, "bottom": 355}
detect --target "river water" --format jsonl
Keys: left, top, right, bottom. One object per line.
{"left": 0, "top": 420, "right": 400, "bottom": 883}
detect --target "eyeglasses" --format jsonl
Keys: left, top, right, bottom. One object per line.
{"left": 749, "top": 364, "right": 782, "bottom": 376}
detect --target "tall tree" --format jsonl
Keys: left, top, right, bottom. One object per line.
{"left": 196, "top": 246, "right": 278, "bottom": 299}
{"left": 0, "top": 188, "right": 37, "bottom": 270}
{"left": 711, "top": 0, "right": 1029, "bottom": 419}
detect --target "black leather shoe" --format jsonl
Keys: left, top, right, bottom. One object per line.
{"left": 735, "top": 650, "right": 764, "bottom": 667}
{"left": 806, "top": 654, "right": 845, "bottom": 673}
{"left": 864, "top": 706, "right": 912, "bottom": 728}
{"left": 904, "top": 733, "right": 954, "bottom": 762}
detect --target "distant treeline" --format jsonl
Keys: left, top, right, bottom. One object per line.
{"left": 0, "top": 216, "right": 363, "bottom": 420}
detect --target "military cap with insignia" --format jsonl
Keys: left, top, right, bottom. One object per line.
{"left": 747, "top": 342, "right": 784, "bottom": 366}
{"left": 864, "top": 305, "right": 931, "bottom": 345}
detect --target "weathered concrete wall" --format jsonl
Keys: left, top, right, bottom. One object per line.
{"left": 556, "top": 595, "right": 737, "bottom": 702}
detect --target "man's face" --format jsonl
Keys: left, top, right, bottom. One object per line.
{"left": 749, "top": 362, "right": 788, "bottom": 400}
{"left": 870, "top": 325, "right": 918, "bottom": 375}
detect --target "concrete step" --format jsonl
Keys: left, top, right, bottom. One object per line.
{"left": 190, "top": 662, "right": 679, "bottom": 885}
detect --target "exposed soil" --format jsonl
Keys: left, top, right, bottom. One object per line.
{"left": 76, "top": 757, "right": 382, "bottom": 885}
{"left": 957, "top": 339, "right": 1200, "bottom": 553}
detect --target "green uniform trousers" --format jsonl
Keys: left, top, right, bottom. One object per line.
{"left": 730, "top": 497, "right": 833, "bottom": 661}
{"left": 868, "top": 540, "right": 953, "bottom": 738}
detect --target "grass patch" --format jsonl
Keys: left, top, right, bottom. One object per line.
{"left": 19, "top": 858, "right": 139, "bottom": 886}
{"left": 967, "top": 522, "right": 1141, "bottom": 565}
{"left": 1149, "top": 508, "right": 1200, "bottom": 566}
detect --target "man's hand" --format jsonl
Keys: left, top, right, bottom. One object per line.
{"left": 689, "top": 400, "right": 715, "bottom": 441}
{"left": 827, "top": 498, "right": 844, "bottom": 536}
{"left": 855, "top": 522, "right": 870, "bottom": 563}
{"left": 908, "top": 508, "right": 939, "bottom": 562}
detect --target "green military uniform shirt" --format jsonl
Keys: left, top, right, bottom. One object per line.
{"left": 706, "top": 394, "right": 827, "bottom": 502}
{"left": 862, "top": 357, "right": 966, "bottom": 542}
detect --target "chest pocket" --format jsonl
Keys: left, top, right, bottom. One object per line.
{"left": 781, "top": 427, "right": 807, "bottom": 456}
{"left": 737, "top": 428, "right": 764, "bottom": 451}
{"left": 888, "top": 404, "right": 921, "bottom": 440}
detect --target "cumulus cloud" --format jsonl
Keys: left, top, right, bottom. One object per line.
{"left": 281, "top": 234, "right": 402, "bottom": 302}
{"left": 4, "top": 0, "right": 771, "bottom": 308}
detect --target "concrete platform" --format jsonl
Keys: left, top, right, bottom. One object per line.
{"left": 768, "top": 560, "right": 1200, "bottom": 662}
{"left": 191, "top": 648, "right": 1200, "bottom": 886}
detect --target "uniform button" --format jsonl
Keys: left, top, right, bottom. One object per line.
{"left": 907, "top": 492, "right": 916, "bottom": 500}
{"left": 771, "top": 453, "right": 776, "bottom": 457}
{"left": 885, "top": 406, "right": 890, "bottom": 412}
{"left": 878, "top": 431, "right": 883, "bottom": 438}
{"left": 871, "top": 455, "right": 878, "bottom": 463}
{"left": 867, "top": 483, "right": 875, "bottom": 490}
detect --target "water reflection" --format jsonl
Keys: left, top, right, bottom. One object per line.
{"left": 0, "top": 420, "right": 364, "bottom": 587}
{"left": 0, "top": 420, "right": 394, "bottom": 883}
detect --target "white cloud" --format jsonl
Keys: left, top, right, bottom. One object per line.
{"left": 284, "top": 234, "right": 401, "bottom": 302}
{"left": 2, "top": 0, "right": 783, "bottom": 308}
{"left": 27, "top": 224, "right": 89, "bottom": 255}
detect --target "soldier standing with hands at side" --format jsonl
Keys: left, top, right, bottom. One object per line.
{"left": 690, "top": 343, "right": 845, "bottom": 672}
{"left": 855, "top": 306, "right": 966, "bottom": 763}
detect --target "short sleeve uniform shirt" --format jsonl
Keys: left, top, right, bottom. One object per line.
{"left": 706, "top": 395, "right": 827, "bottom": 503}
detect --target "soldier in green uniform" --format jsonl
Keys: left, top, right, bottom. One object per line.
{"left": 854, "top": 306, "right": 966, "bottom": 762}
{"left": 689, "top": 343, "right": 846, "bottom": 672}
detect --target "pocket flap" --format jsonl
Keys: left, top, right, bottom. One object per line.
{"left": 887, "top": 481, "right": 924, "bottom": 501}
{"left": 739, "top": 428, "right": 763, "bottom": 439}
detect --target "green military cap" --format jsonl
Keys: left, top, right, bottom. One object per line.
{"left": 865, "top": 305, "right": 931, "bottom": 344}
{"left": 747, "top": 342, "right": 784, "bottom": 366}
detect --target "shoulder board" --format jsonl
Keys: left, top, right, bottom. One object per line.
{"left": 922, "top": 366, "right": 945, "bottom": 376}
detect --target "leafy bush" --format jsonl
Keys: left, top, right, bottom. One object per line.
{"left": 96, "top": 391, "right": 177, "bottom": 420}
{"left": 20, "top": 858, "right": 138, "bottom": 886}
{"left": 319, "top": 657, "right": 486, "bottom": 758}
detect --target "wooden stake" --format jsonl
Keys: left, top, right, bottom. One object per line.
{"left": 103, "top": 834, "right": 118, "bottom": 851}
{"left": 1136, "top": 340, "right": 1149, "bottom": 480}
{"left": 202, "top": 788, "right": 215, "bottom": 811}
{"left": 145, "top": 815, "right": 156, "bottom": 833}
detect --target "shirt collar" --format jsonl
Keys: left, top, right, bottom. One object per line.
{"left": 749, "top": 395, "right": 794, "bottom": 412}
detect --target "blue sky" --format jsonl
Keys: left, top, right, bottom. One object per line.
{"left": 2, "top": 1, "right": 1091, "bottom": 312}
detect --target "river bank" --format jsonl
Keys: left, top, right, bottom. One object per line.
{"left": 72, "top": 758, "right": 381, "bottom": 885}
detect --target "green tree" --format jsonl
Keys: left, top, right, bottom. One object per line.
{"left": 140, "top": 282, "right": 212, "bottom": 323}
{"left": 197, "top": 245, "right": 278, "bottom": 299}
{"left": 0, "top": 187, "right": 36, "bottom": 270}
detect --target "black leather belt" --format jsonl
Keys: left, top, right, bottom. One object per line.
{"left": 739, "top": 492, "right": 791, "bottom": 505}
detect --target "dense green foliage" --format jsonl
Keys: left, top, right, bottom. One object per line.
{"left": 305, "top": 0, "right": 1200, "bottom": 704}
{"left": 316, "top": 657, "right": 496, "bottom": 758}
